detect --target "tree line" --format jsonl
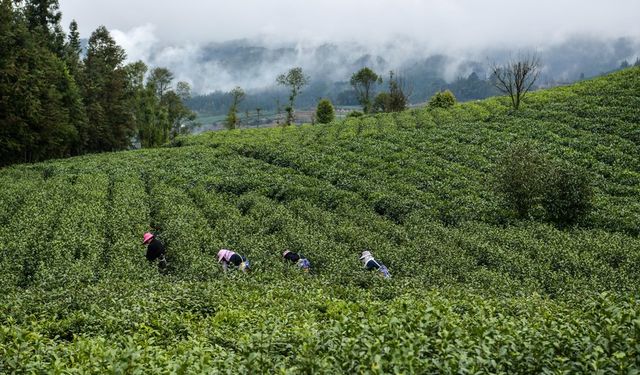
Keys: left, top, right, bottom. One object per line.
{"left": 224, "top": 55, "right": 542, "bottom": 129}
{"left": 0, "top": 0, "right": 195, "bottom": 167}
{"left": 186, "top": 69, "right": 499, "bottom": 117}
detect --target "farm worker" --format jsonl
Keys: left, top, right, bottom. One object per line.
{"left": 282, "top": 250, "right": 311, "bottom": 272}
{"left": 143, "top": 232, "right": 167, "bottom": 268}
{"left": 359, "top": 250, "right": 391, "bottom": 279}
{"left": 217, "top": 249, "right": 251, "bottom": 273}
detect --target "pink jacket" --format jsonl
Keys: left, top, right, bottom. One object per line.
{"left": 217, "top": 249, "right": 236, "bottom": 263}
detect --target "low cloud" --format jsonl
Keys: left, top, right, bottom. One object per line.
{"left": 70, "top": 0, "right": 640, "bottom": 94}
{"left": 62, "top": 0, "right": 640, "bottom": 49}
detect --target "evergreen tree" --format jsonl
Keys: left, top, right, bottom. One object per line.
{"left": 315, "top": 98, "right": 335, "bottom": 124}
{"left": 64, "top": 20, "right": 82, "bottom": 78}
{"left": 0, "top": 0, "right": 83, "bottom": 165}
{"left": 82, "top": 25, "right": 134, "bottom": 152}
{"left": 63, "top": 20, "right": 88, "bottom": 154}
{"left": 23, "top": 0, "right": 65, "bottom": 56}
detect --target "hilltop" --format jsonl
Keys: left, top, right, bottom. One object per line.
{"left": 0, "top": 67, "right": 639, "bottom": 373}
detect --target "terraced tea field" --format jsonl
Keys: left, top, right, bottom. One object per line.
{"left": 1, "top": 67, "right": 639, "bottom": 373}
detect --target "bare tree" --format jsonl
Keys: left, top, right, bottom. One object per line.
{"left": 255, "top": 108, "right": 262, "bottom": 128}
{"left": 490, "top": 54, "right": 540, "bottom": 110}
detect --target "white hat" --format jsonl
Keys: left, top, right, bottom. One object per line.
{"left": 359, "top": 251, "right": 372, "bottom": 260}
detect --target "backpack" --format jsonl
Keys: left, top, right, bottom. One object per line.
{"left": 378, "top": 265, "right": 391, "bottom": 279}
{"left": 297, "top": 258, "right": 311, "bottom": 272}
{"left": 239, "top": 257, "right": 251, "bottom": 272}
{"left": 158, "top": 255, "right": 168, "bottom": 269}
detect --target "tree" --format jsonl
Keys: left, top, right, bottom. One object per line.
{"left": 372, "top": 92, "right": 390, "bottom": 113}
{"left": 168, "top": 81, "right": 196, "bottom": 137}
{"left": 82, "top": 25, "right": 134, "bottom": 152}
{"left": 542, "top": 163, "right": 593, "bottom": 228}
{"left": 350, "top": 67, "right": 381, "bottom": 113}
{"left": 147, "top": 67, "right": 174, "bottom": 102}
{"left": 447, "top": 72, "right": 498, "bottom": 101}
{"left": 176, "top": 81, "right": 191, "bottom": 101}
{"left": 495, "top": 142, "right": 546, "bottom": 219}
{"left": 64, "top": 20, "right": 82, "bottom": 80}
{"left": 23, "top": 0, "right": 65, "bottom": 56}
{"left": 225, "top": 86, "right": 245, "bottom": 130}
{"left": 387, "top": 71, "right": 411, "bottom": 112}
{"left": 124, "top": 60, "right": 148, "bottom": 91}
{"left": 126, "top": 62, "right": 194, "bottom": 146}
{"left": 490, "top": 54, "right": 540, "bottom": 110}
{"left": 276, "top": 67, "right": 309, "bottom": 125}
{"left": 0, "top": 0, "right": 85, "bottom": 165}
{"left": 315, "top": 98, "right": 335, "bottom": 124}
{"left": 135, "top": 87, "right": 169, "bottom": 148}
{"left": 126, "top": 60, "right": 162, "bottom": 147}
{"left": 256, "top": 108, "right": 262, "bottom": 127}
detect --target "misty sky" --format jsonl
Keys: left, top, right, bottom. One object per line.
{"left": 60, "top": 0, "right": 639, "bottom": 49}
{"left": 57, "top": 0, "right": 640, "bottom": 93}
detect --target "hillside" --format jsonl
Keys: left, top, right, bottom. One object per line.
{"left": 1, "top": 67, "right": 639, "bottom": 373}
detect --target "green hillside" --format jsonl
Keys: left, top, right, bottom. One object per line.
{"left": 1, "top": 68, "right": 639, "bottom": 373}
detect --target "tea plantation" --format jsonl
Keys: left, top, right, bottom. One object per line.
{"left": 1, "top": 68, "right": 639, "bottom": 373}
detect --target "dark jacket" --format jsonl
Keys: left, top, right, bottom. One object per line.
{"left": 145, "top": 238, "right": 166, "bottom": 262}
{"left": 284, "top": 251, "right": 301, "bottom": 263}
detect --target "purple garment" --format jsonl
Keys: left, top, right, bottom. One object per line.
{"left": 217, "top": 249, "right": 236, "bottom": 263}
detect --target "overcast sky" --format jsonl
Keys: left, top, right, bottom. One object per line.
{"left": 60, "top": 0, "right": 640, "bottom": 50}
{"left": 57, "top": 0, "right": 640, "bottom": 93}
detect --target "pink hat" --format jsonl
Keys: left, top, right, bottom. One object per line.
{"left": 282, "top": 250, "right": 290, "bottom": 258}
{"left": 142, "top": 232, "right": 154, "bottom": 245}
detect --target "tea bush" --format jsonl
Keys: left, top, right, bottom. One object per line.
{"left": 0, "top": 67, "right": 639, "bottom": 372}
{"left": 495, "top": 141, "right": 546, "bottom": 219}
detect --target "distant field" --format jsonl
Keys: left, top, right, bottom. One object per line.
{"left": 1, "top": 68, "right": 639, "bottom": 373}
{"left": 195, "top": 106, "right": 362, "bottom": 132}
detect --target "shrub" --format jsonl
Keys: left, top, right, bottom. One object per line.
{"left": 347, "top": 111, "right": 363, "bottom": 118}
{"left": 542, "top": 163, "right": 593, "bottom": 228}
{"left": 428, "top": 90, "right": 457, "bottom": 109}
{"left": 372, "top": 92, "right": 390, "bottom": 113}
{"left": 496, "top": 143, "right": 593, "bottom": 227}
{"left": 316, "top": 99, "right": 335, "bottom": 124}
{"left": 495, "top": 142, "right": 546, "bottom": 219}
